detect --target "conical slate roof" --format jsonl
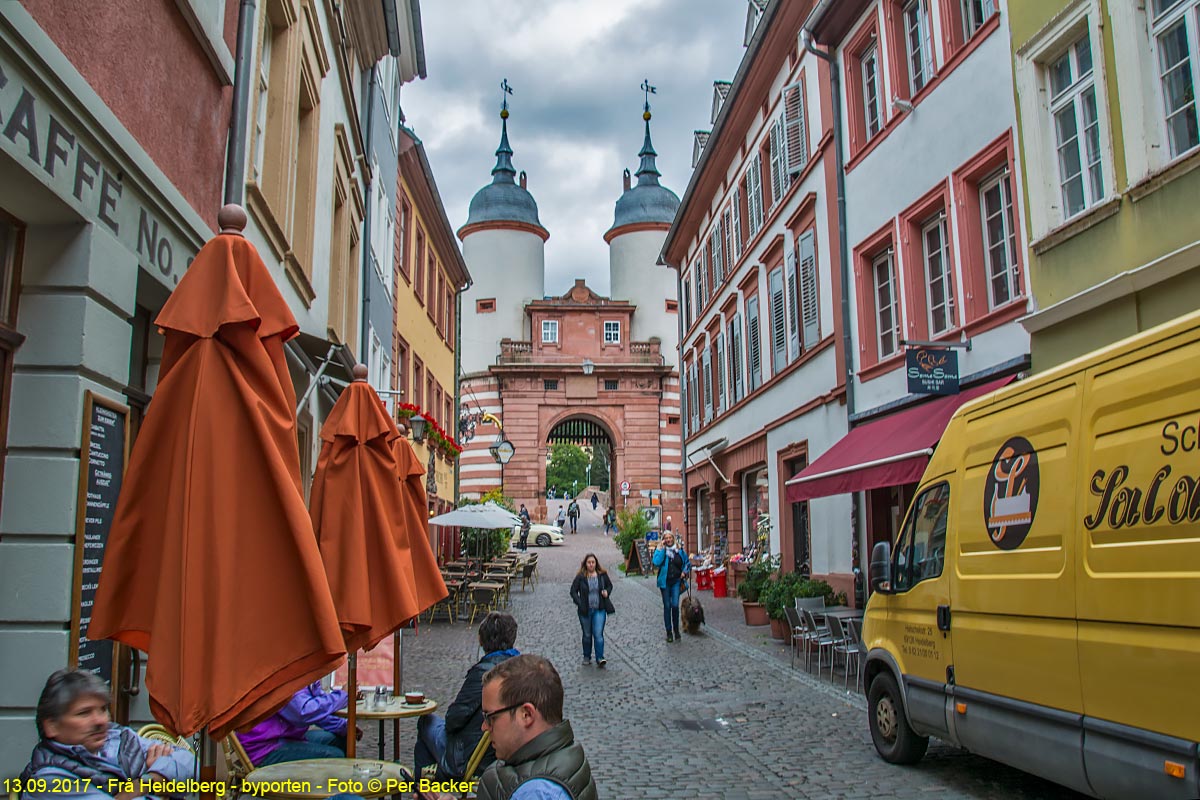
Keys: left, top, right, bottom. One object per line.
{"left": 465, "top": 113, "right": 544, "bottom": 230}
{"left": 609, "top": 114, "right": 680, "bottom": 232}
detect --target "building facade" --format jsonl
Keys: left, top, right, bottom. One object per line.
{"left": 457, "top": 108, "right": 683, "bottom": 525}
{"left": 393, "top": 125, "right": 470, "bottom": 514}
{"left": 664, "top": 0, "right": 852, "bottom": 588}
{"left": 1008, "top": 0, "right": 1200, "bottom": 369}
{"left": 791, "top": 0, "right": 1031, "bottom": 595}
{"left": 0, "top": 0, "right": 428, "bottom": 774}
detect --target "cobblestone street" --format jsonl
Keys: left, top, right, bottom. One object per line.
{"left": 374, "top": 507, "right": 1083, "bottom": 799}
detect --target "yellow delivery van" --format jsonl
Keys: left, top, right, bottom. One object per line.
{"left": 863, "top": 311, "right": 1200, "bottom": 799}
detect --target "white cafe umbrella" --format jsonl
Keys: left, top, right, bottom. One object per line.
{"left": 429, "top": 501, "right": 521, "bottom": 529}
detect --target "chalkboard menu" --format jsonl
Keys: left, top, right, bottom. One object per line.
{"left": 625, "top": 539, "right": 653, "bottom": 576}
{"left": 70, "top": 392, "right": 130, "bottom": 683}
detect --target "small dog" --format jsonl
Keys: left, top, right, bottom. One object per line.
{"left": 680, "top": 593, "right": 705, "bottom": 635}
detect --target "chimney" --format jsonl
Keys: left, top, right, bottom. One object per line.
{"left": 519, "top": 170, "right": 527, "bottom": 189}
{"left": 622, "top": 168, "right": 631, "bottom": 192}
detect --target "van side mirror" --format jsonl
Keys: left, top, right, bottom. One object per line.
{"left": 870, "top": 541, "right": 893, "bottom": 594}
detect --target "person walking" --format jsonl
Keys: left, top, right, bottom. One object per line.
{"left": 567, "top": 499, "right": 579, "bottom": 534}
{"left": 518, "top": 516, "right": 530, "bottom": 553}
{"left": 590, "top": 492, "right": 599, "bottom": 511}
{"left": 555, "top": 506, "right": 566, "bottom": 530}
{"left": 569, "top": 554, "right": 614, "bottom": 668}
{"left": 651, "top": 531, "right": 690, "bottom": 643}
{"left": 605, "top": 508, "right": 617, "bottom": 537}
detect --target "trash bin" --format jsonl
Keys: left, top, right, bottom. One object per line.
{"left": 712, "top": 567, "right": 728, "bottom": 598}
{"left": 695, "top": 566, "right": 712, "bottom": 590}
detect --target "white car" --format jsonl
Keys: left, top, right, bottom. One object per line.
{"left": 512, "top": 523, "right": 565, "bottom": 547}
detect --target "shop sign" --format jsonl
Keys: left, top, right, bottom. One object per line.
{"left": 906, "top": 347, "right": 959, "bottom": 395}
{"left": 0, "top": 51, "right": 199, "bottom": 288}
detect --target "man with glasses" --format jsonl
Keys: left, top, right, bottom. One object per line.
{"left": 474, "top": 655, "right": 597, "bottom": 800}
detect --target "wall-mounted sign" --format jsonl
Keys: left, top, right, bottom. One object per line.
{"left": 906, "top": 348, "right": 959, "bottom": 395}
{"left": 70, "top": 392, "right": 130, "bottom": 683}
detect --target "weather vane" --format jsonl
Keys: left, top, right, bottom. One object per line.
{"left": 641, "top": 78, "right": 657, "bottom": 119}
{"left": 500, "top": 78, "right": 513, "bottom": 118}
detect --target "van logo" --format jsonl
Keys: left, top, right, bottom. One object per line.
{"left": 983, "top": 437, "right": 1040, "bottom": 550}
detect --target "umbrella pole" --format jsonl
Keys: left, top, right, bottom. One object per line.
{"left": 346, "top": 651, "right": 357, "bottom": 758}
{"left": 393, "top": 629, "right": 402, "bottom": 761}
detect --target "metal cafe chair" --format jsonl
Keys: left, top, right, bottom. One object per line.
{"left": 801, "top": 608, "right": 834, "bottom": 675}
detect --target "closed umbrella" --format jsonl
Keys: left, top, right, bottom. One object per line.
{"left": 309, "top": 368, "right": 447, "bottom": 756}
{"left": 88, "top": 207, "right": 346, "bottom": 739}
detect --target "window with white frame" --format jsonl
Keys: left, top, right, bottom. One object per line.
{"left": 252, "top": 24, "right": 272, "bottom": 182}
{"left": 1049, "top": 31, "right": 1105, "bottom": 218}
{"left": 1151, "top": 0, "right": 1200, "bottom": 158}
{"left": 542, "top": 319, "right": 559, "bottom": 343}
{"left": 962, "top": 0, "right": 997, "bottom": 40}
{"left": 979, "top": 167, "right": 1020, "bottom": 308}
{"left": 922, "top": 212, "right": 955, "bottom": 335}
{"left": 861, "top": 43, "right": 883, "bottom": 140}
{"left": 873, "top": 249, "right": 900, "bottom": 358}
{"left": 904, "top": 0, "right": 935, "bottom": 95}
{"left": 603, "top": 320, "right": 621, "bottom": 343}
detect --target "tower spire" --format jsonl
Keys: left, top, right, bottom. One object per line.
{"left": 636, "top": 78, "right": 661, "bottom": 186}
{"left": 492, "top": 79, "right": 516, "bottom": 184}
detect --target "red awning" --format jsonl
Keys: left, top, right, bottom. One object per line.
{"left": 785, "top": 376, "right": 1014, "bottom": 503}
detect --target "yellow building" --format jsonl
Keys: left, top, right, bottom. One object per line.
{"left": 392, "top": 126, "right": 471, "bottom": 513}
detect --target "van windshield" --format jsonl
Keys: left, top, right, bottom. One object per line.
{"left": 893, "top": 482, "right": 950, "bottom": 592}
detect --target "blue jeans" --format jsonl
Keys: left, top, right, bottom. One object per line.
{"left": 579, "top": 609, "right": 607, "bottom": 661}
{"left": 258, "top": 729, "right": 345, "bottom": 765}
{"left": 414, "top": 713, "right": 447, "bottom": 773}
{"left": 660, "top": 583, "right": 681, "bottom": 633}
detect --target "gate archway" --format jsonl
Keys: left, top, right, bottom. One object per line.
{"left": 545, "top": 415, "right": 615, "bottom": 501}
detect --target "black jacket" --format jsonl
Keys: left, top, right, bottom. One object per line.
{"left": 569, "top": 572, "right": 615, "bottom": 616}
{"left": 439, "top": 650, "right": 516, "bottom": 778}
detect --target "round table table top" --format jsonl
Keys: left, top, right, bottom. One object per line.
{"left": 334, "top": 698, "right": 438, "bottom": 719}
{"left": 243, "top": 758, "right": 409, "bottom": 799}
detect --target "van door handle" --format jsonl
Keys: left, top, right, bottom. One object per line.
{"left": 936, "top": 605, "right": 951, "bottom": 632}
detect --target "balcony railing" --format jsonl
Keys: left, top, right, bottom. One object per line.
{"left": 497, "top": 339, "right": 663, "bottom": 365}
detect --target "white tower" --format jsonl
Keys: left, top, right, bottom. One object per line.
{"left": 459, "top": 104, "right": 548, "bottom": 376}
{"left": 606, "top": 106, "right": 680, "bottom": 368}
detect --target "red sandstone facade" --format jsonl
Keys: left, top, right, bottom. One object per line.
{"left": 460, "top": 280, "right": 682, "bottom": 525}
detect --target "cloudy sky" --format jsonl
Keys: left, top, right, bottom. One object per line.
{"left": 402, "top": 0, "right": 751, "bottom": 296}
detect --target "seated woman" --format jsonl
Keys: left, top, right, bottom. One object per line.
{"left": 237, "top": 682, "right": 353, "bottom": 766}
{"left": 414, "top": 612, "right": 519, "bottom": 778}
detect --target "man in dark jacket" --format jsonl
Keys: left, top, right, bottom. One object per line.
{"left": 476, "top": 655, "right": 597, "bottom": 800}
{"left": 414, "top": 612, "right": 519, "bottom": 778}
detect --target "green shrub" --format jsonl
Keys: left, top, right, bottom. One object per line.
{"left": 762, "top": 571, "right": 806, "bottom": 620}
{"left": 736, "top": 556, "right": 778, "bottom": 603}
{"left": 613, "top": 508, "right": 650, "bottom": 558}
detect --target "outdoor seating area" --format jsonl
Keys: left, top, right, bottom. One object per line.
{"left": 434, "top": 552, "right": 538, "bottom": 625}
{"left": 788, "top": 598, "right": 866, "bottom": 691}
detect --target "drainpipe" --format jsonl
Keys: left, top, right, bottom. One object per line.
{"left": 801, "top": 27, "right": 854, "bottom": 419}
{"left": 359, "top": 65, "right": 378, "bottom": 363}
{"left": 223, "top": 0, "right": 257, "bottom": 205}
{"left": 453, "top": 280, "right": 472, "bottom": 503}
{"left": 672, "top": 264, "right": 690, "bottom": 551}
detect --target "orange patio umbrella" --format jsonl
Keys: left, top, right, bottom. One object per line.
{"left": 88, "top": 207, "right": 346, "bottom": 739}
{"left": 309, "top": 369, "right": 448, "bottom": 756}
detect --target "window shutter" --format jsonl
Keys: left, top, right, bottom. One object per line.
{"left": 698, "top": 255, "right": 708, "bottom": 308}
{"left": 799, "top": 231, "right": 819, "bottom": 349}
{"left": 694, "top": 266, "right": 704, "bottom": 312}
{"left": 752, "top": 155, "right": 765, "bottom": 232}
{"left": 715, "top": 332, "right": 726, "bottom": 412}
{"left": 722, "top": 208, "right": 734, "bottom": 273}
{"left": 732, "top": 187, "right": 744, "bottom": 258}
{"left": 769, "top": 269, "right": 787, "bottom": 374}
{"left": 702, "top": 347, "right": 713, "bottom": 422}
{"left": 729, "top": 313, "right": 744, "bottom": 402}
{"left": 683, "top": 277, "right": 692, "bottom": 328}
{"left": 784, "top": 82, "right": 807, "bottom": 175}
{"left": 747, "top": 296, "right": 761, "bottom": 391}
{"left": 710, "top": 228, "right": 723, "bottom": 285}
{"left": 769, "top": 122, "right": 784, "bottom": 205}
{"left": 785, "top": 246, "right": 799, "bottom": 360}
{"left": 688, "top": 361, "right": 699, "bottom": 431}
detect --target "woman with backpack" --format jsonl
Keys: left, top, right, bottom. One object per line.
{"left": 569, "top": 553, "right": 615, "bottom": 667}
{"left": 651, "top": 531, "right": 690, "bottom": 642}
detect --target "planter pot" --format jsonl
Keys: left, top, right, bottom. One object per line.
{"left": 741, "top": 601, "right": 769, "bottom": 626}
{"left": 769, "top": 616, "right": 788, "bottom": 640}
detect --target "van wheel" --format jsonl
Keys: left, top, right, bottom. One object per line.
{"left": 536, "top": 533, "right": 551, "bottom": 546}
{"left": 868, "top": 672, "right": 928, "bottom": 764}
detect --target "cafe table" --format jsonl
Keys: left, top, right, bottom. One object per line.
{"left": 336, "top": 697, "right": 438, "bottom": 761}
{"left": 817, "top": 605, "right": 864, "bottom": 621}
{"left": 242, "top": 758, "right": 411, "bottom": 799}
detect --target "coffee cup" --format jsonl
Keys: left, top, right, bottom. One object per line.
{"left": 404, "top": 691, "right": 424, "bottom": 705}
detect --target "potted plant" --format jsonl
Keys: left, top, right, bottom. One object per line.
{"left": 764, "top": 571, "right": 805, "bottom": 640}
{"left": 736, "top": 556, "right": 776, "bottom": 626}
